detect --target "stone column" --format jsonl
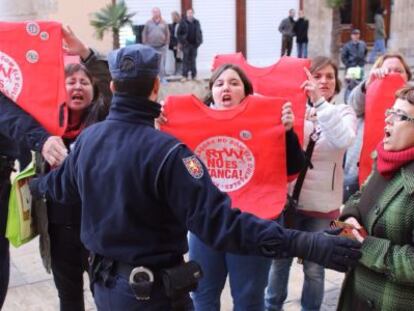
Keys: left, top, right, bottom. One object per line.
{"left": 0, "top": 0, "right": 57, "bottom": 21}
{"left": 388, "top": 1, "right": 414, "bottom": 67}
{"left": 305, "top": 0, "right": 332, "bottom": 58}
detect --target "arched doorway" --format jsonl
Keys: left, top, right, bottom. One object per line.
{"left": 340, "top": 0, "right": 391, "bottom": 45}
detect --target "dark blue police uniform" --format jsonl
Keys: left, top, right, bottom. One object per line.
{"left": 30, "top": 44, "right": 361, "bottom": 311}
{"left": 0, "top": 93, "right": 50, "bottom": 308}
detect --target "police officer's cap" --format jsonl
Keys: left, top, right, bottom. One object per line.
{"left": 108, "top": 44, "right": 160, "bottom": 80}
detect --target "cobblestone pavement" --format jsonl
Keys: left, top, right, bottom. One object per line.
{"left": 4, "top": 238, "right": 344, "bottom": 311}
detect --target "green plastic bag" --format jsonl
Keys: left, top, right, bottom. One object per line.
{"left": 6, "top": 161, "right": 38, "bottom": 247}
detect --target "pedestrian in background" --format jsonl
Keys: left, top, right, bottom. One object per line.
{"left": 169, "top": 11, "right": 182, "bottom": 76}
{"left": 278, "top": 9, "right": 296, "bottom": 57}
{"left": 294, "top": 10, "right": 309, "bottom": 58}
{"left": 341, "top": 28, "right": 367, "bottom": 103}
{"left": 341, "top": 29, "right": 367, "bottom": 71}
{"left": 368, "top": 7, "right": 387, "bottom": 64}
{"left": 142, "top": 7, "right": 170, "bottom": 83}
{"left": 178, "top": 8, "right": 203, "bottom": 81}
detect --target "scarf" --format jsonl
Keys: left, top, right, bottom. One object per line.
{"left": 376, "top": 142, "right": 414, "bottom": 179}
{"left": 63, "top": 112, "right": 85, "bottom": 140}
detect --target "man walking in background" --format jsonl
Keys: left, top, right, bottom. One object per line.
{"left": 142, "top": 7, "right": 170, "bottom": 82}
{"left": 178, "top": 8, "right": 203, "bottom": 81}
{"left": 278, "top": 9, "right": 295, "bottom": 56}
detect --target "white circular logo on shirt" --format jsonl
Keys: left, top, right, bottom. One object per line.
{"left": 194, "top": 136, "right": 255, "bottom": 192}
{"left": 0, "top": 51, "right": 23, "bottom": 101}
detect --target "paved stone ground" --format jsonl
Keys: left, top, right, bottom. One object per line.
{"left": 3, "top": 238, "right": 344, "bottom": 310}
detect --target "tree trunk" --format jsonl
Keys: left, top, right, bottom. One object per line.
{"left": 330, "top": 7, "right": 341, "bottom": 65}
{"left": 113, "top": 28, "right": 120, "bottom": 49}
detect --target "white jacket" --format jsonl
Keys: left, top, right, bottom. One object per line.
{"left": 292, "top": 98, "right": 357, "bottom": 215}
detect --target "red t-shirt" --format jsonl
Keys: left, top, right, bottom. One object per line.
{"left": 162, "top": 94, "right": 287, "bottom": 219}
{"left": 359, "top": 74, "right": 405, "bottom": 184}
{"left": 212, "top": 53, "right": 310, "bottom": 144}
{"left": 0, "top": 21, "right": 67, "bottom": 135}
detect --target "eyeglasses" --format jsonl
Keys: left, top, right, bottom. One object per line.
{"left": 385, "top": 109, "right": 414, "bottom": 124}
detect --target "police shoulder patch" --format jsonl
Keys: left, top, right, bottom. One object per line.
{"left": 182, "top": 155, "right": 204, "bottom": 179}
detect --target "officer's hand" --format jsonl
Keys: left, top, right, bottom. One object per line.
{"left": 287, "top": 228, "right": 362, "bottom": 272}
{"left": 41, "top": 136, "right": 68, "bottom": 167}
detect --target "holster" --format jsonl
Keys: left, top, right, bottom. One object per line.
{"left": 88, "top": 253, "right": 114, "bottom": 294}
{"left": 161, "top": 260, "right": 203, "bottom": 299}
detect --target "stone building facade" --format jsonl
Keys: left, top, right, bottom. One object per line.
{"left": 306, "top": 0, "right": 414, "bottom": 67}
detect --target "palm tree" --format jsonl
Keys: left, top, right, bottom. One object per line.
{"left": 326, "top": 0, "right": 345, "bottom": 64}
{"left": 90, "top": 0, "right": 135, "bottom": 49}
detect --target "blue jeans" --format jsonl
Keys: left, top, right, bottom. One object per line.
{"left": 369, "top": 39, "right": 386, "bottom": 63}
{"left": 297, "top": 43, "right": 308, "bottom": 58}
{"left": 265, "top": 213, "right": 331, "bottom": 311}
{"left": 189, "top": 233, "right": 272, "bottom": 311}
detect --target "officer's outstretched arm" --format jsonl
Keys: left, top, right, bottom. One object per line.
{"left": 158, "top": 145, "right": 362, "bottom": 272}
{"left": 0, "top": 92, "right": 50, "bottom": 152}
{"left": 29, "top": 143, "right": 80, "bottom": 206}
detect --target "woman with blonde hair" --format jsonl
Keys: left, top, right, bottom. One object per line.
{"left": 343, "top": 52, "right": 412, "bottom": 202}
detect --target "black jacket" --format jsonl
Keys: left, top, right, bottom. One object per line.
{"left": 341, "top": 40, "right": 367, "bottom": 69}
{"left": 177, "top": 18, "right": 203, "bottom": 47}
{"left": 0, "top": 92, "right": 50, "bottom": 159}
{"left": 294, "top": 18, "right": 309, "bottom": 43}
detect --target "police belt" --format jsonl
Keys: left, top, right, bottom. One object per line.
{"left": 91, "top": 254, "right": 203, "bottom": 302}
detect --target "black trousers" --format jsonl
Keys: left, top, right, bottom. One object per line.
{"left": 0, "top": 179, "right": 10, "bottom": 309}
{"left": 49, "top": 223, "right": 89, "bottom": 311}
{"left": 281, "top": 35, "right": 293, "bottom": 56}
{"left": 182, "top": 44, "right": 198, "bottom": 79}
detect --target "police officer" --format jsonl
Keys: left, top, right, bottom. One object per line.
{"left": 30, "top": 44, "right": 362, "bottom": 311}
{"left": 0, "top": 92, "right": 67, "bottom": 308}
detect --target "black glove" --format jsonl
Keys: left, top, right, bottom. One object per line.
{"left": 285, "top": 228, "right": 362, "bottom": 272}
